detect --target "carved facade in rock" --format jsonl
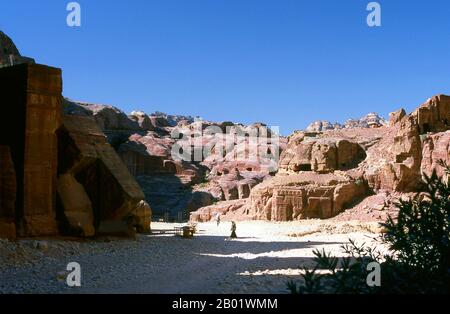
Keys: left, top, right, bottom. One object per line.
{"left": 0, "top": 64, "right": 61, "bottom": 236}
{"left": 247, "top": 173, "right": 367, "bottom": 221}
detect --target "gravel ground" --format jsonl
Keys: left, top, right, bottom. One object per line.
{"left": 0, "top": 221, "right": 386, "bottom": 294}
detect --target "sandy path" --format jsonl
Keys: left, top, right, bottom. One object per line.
{"left": 0, "top": 221, "right": 384, "bottom": 294}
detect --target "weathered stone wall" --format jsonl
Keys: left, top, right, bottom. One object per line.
{"left": 0, "top": 64, "right": 150, "bottom": 238}
{"left": 421, "top": 131, "right": 450, "bottom": 180}
{"left": 58, "top": 115, "right": 146, "bottom": 234}
{"left": 0, "top": 64, "right": 61, "bottom": 236}
{"left": 247, "top": 173, "right": 367, "bottom": 221}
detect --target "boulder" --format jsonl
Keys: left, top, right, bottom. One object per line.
{"left": 412, "top": 94, "right": 450, "bottom": 134}
{"left": 63, "top": 101, "right": 141, "bottom": 131}
{"left": 389, "top": 109, "right": 406, "bottom": 127}
{"left": 421, "top": 131, "right": 450, "bottom": 180}
{"left": 129, "top": 200, "right": 152, "bottom": 233}
{"left": 62, "top": 98, "right": 93, "bottom": 117}
{"left": 280, "top": 137, "right": 366, "bottom": 173}
{"left": 90, "top": 105, "right": 141, "bottom": 131}
{"left": 129, "top": 111, "right": 155, "bottom": 131}
{"left": 58, "top": 115, "right": 145, "bottom": 231}
{"left": 0, "top": 31, "right": 35, "bottom": 67}
{"left": 57, "top": 173, "right": 95, "bottom": 237}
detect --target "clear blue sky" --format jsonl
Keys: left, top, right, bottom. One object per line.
{"left": 1, "top": 0, "right": 450, "bottom": 135}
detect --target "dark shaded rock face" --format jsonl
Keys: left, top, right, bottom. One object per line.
{"left": 412, "top": 94, "right": 450, "bottom": 134}
{"left": 0, "top": 31, "right": 35, "bottom": 68}
{"left": 0, "top": 146, "right": 16, "bottom": 239}
{"left": 0, "top": 64, "right": 61, "bottom": 237}
{"left": 0, "top": 63, "right": 149, "bottom": 238}
{"left": 362, "top": 115, "right": 422, "bottom": 192}
{"left": 57, "top": 115, "right": 146, "bottom": 234}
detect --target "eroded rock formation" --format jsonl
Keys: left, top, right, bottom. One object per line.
{"left": 57, "top": 115, "right": 146, "bottom": 235}
{"left": 279, "top": 136, "right": 366, "bottom": 173}
{"left": 248, "top": 172, "right": 367, "bottom": 221}
{"left": 0, "top": 64, "right": 61, "bottom": 236}
{"left": 305, "top": 113, "right": 387, "bottom": 132}
{"left": 421, "top": 131, "right": 450, "bottom": 179}
{"left": 191, "top": 95, "right": 450, "bottom": 222}
{"left": 412, "top": 94, "right": 450, "bottom": 134}
{"left": 0, "top": 62, "right": 150, "bottom": 238}
{"left": 64, "top": 100, "right": 286, "bottom": 220}
{"left": 362, "top": 115, "right": 422, "bottom": 192}
{"left": 0, "top": 31, "right": 35, "bottom": 68}
{"left": 57, "top": 173, "right": 95, "bottom": 237}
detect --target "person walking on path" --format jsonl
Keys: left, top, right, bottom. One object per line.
{"left": 216, "top": 213, "right": 221, "bottom": 227}
{"left": 230, "top": 221, "right": 237, "bottom": 238}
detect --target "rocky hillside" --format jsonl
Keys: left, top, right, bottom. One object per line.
{"left": 1, "top": 30, "right": 448, "bottom": 231}
{"left": 63, "top": 94, "right": 449, "bottom": 224}
{"left": 305, "top": 113, "right": 387, "bottom": 132}
{"left": 191, "top": 95, "right": 449, "bottom": 223}
{"left": 0, "top": 31, "right": 34, "bottom": 67}
{"left": 62, "top": 94, "right": 449, "bottom": 226}
{"left": 63, "top": 99, "right": 288, "bottom": 220}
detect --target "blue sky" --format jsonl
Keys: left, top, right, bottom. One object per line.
{"left": 1, "top": 0, "right": 450, "bottom": 135}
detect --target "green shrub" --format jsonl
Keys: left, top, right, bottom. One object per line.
{"left": 288, "top": 161, "right": 450, "bottom": 294}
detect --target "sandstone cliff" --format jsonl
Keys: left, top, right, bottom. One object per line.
{"left": 0, "top": 31, "right": 34, "bottom": 68}
{"left": 191, "top": 95, "right": 449, "bottom": 223}
{"left": 1, "top": 31, "right": 448, "bottom": 232}
{"left": 63, "top": 99, "right": 287, "bottom": 220}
